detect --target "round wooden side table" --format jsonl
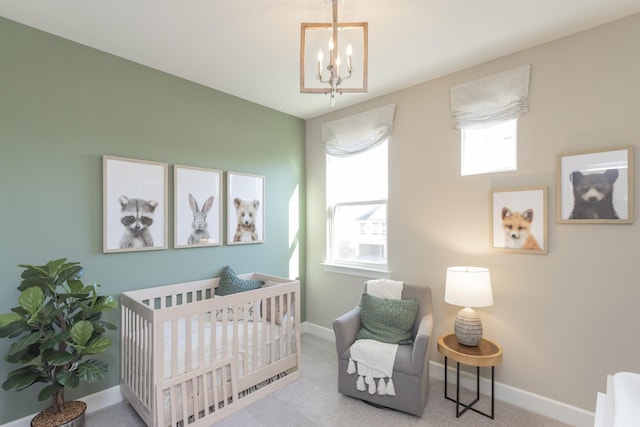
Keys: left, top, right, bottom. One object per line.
{"left": 437, "top": 333, "right": 503, "bottom": 419}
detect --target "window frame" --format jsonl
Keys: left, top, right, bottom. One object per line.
{"left": 324, "top": 143, "right": 390, "bottom": 277}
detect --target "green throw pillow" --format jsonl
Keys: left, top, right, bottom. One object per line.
{"left": 216, "top": 266, "right": 263, "bottom": 296}
{"left": 356, "top": 292, "right": 419, "bottom": 345}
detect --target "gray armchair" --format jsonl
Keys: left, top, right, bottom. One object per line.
{"left": 333, "top": 283, "right": 434, "bottom": 416}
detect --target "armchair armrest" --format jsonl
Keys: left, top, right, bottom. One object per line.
{"left": 333, "top": 306, "right": 361, "bottom": 357}
{"left": 411, "top": 312, "right": 434, "bottom": 374}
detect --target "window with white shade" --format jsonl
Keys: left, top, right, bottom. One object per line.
{"left": 321, "top": 104, "right": 395, "bottom": 274}
{"left": 450, "top": 64, "right": 530, "bottom": 176}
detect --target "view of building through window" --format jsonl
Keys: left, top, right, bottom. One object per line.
{"left": 326, "top": 140, "right": 388, "bottom": 267}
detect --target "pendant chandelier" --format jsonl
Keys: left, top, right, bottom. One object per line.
{"left": 300, "top": 0, "right": 368, "bottom": 106}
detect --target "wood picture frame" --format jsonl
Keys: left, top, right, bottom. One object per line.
{"left": 557, "top": 146, "right": 633, "bottom": 224}
{"left": 490, "top": 186, "right": 548, "bottom": 255}
{"left": 174, "top": 165, "right": 222, "bottom": 248}
{"left": 226, "top": 171, "right": 265, "bottom": 245}
{"left": 103, "top": 155, "right": 168, "bottom": 253}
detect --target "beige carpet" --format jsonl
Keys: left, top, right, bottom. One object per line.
{"left": 88, "top": 333, "right": 571, "bottom": 426}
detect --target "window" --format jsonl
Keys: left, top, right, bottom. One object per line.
{"left": 461, "top": 119, "right": 517, "bottom": 176}
{"left": 326, "top": 140, "right": 388, "bottom": 269}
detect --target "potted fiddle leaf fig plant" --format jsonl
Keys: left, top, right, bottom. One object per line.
{"left": 0, "top": 258, "right": 118, "bottom": 427}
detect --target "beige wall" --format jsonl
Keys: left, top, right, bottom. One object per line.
{"left": 305, "top": 13, "right": 640, "bottom": 412}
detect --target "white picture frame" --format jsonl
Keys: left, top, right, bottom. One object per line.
{"left": 103, "top": 155, "right": 168, "bottom": 253}
{"left": 226, "top": 171, "right": 265, "bottom": 245}
{"left": 174, "top": 165, "right": 222, "bottom": 248}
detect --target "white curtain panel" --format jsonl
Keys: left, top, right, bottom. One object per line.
{"left": 450, "top": 64, "right": 531, "bottom": 130}
{"left": 322, "top": 103, "right": 397, "bottom": 156}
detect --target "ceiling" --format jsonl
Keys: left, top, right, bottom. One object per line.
{"left": 2, "top": 1, "right": 640, "bottom": 120}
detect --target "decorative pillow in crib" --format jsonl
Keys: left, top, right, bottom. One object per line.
{"left": 260, "top": 280, "right": 287, "bottom": 325}
{"left": 215, "top": 266, "right": 263, "bottom": 296}
{"left": 356, "top": 292, "right": 418, "bottom": 345}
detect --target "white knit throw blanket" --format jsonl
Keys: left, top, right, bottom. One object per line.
{"left": 347, "top": 279, "right": 403, "bottom": 396}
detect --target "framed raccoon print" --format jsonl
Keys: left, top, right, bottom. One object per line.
{"left": 490, "top": 186, "right": 548, "bottom": 255}
{"left": 103, "top": 155, "right": 168, "bottom": 253}
{"left": 226, "top": 171, "right": 265, "bottom": 245}
{"left": 557, "top": 146, "right": 633, "bottom": 224}
{"left": 174, "top": 165, "right": 222, "bottom": 248}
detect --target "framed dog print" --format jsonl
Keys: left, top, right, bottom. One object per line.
{"left": 557, "top": 146, "right": 633, "bottom": 224}
{"left": 226, "top": 171, "right": 265, "bottom": 245}
{"left": 103, "top": 155, "right": 168, "bottom": 253}
{"left": 490, "top": 186, "right": 548, "bottom": 255}
{"left": 174, "top": 165, "right": 222, "bottom": 248}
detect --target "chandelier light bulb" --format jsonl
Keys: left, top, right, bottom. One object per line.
{"left": 317, "top": 49, "right": 324, "bottom": 76}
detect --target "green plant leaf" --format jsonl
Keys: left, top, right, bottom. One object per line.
{"left": 94, "top": 296, "right": 118, "bottom": 311}
{"left": 97, "top": 320, "right": 118, "bottom": 331}
{"left": 46, "top": 258, "right": 67, "bottom": 275}
{"left": 54, "top": 262, "right": 83, "bottom": 287}
{"left": 77, "top": 359, "right": 108, "bottom": 383}
{"left": 85, "top": 337, "right": 112, "bottom": 355}
{"left": 44, "top": 350, "right": 75, "bottom": 366}
{"left": 8, "top": 331, "right": 43, "bottom": 356}
{"left": 0, "top": 313, "right": 23, "bottom": 329}
{"left": 56, "top": 369, "right": 80, "bottom": 388}
{"left": 2, "top": 368, "right": 41, "bottom": 391}
{"left": 37, "top": 382, "right": 63, "bottom": 401}
{"left": 71, "top": 320, "right": 93, "bottom": 347}
{"left": 18, "top": 287, "right": 43, "bottom": 317}
{"left": 66, "top": 278, "right": 84, "bottom": 294}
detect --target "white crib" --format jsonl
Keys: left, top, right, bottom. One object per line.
{"left": 120, "top": 273, "right": 302, "bottom": 427}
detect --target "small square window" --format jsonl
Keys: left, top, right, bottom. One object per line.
{"left": 461, "top": 119, "right": 517, "bottom": 176}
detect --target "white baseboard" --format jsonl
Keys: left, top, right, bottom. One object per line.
{"left": 1, "top": 386, "right": 123, "bottom": 427}
{"left": 301, "top": 320, "right": 335, "bottom": 341}
{"left": 302, "top": 321, "right": 595, "bottom": 427}
{"left": 3, "top": 324, "right": 597, "bottom": 427}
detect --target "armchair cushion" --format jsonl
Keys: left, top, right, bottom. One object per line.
{"left": 356, "top": 292, "right": 418, "bottom": 345}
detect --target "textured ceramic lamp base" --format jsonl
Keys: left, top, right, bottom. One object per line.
{"left": 454, "top": 307, "right": 483, "bottom": 346}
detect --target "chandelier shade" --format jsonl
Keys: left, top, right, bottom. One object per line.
{"left": 300, "top": 0, "right": 368, "bottom": 106}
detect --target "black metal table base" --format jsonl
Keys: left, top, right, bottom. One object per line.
{"left": 443, "top": 356, "right": 495, "bottom": 419}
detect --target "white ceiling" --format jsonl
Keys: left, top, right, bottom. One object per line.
{"left": 2, "top": 1, "right": 640, "bottom": 119}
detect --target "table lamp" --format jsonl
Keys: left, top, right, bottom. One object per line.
{"left": 445, "top": 266, "right": 493, "bottom": 346}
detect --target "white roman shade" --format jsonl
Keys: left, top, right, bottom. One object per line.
{"left": 322, "top": 103, "right": 396, "bottom": 156}
{"left": 450, "top": 64, "right": 531, "bottom": 130}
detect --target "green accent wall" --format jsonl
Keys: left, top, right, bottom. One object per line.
{"left": 0, "top": 17, "right": 306, "bottom": 423}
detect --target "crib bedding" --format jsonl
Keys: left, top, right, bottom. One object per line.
{"left": 162, "top": 315, "right": 294, "bottom": 380}
{"left": 120, "top": 273, "right": 302, "bottom": 427}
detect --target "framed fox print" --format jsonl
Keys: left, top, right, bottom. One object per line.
{"left": 226, "top": 171, "right": 265, "bottom": 245}
{"left": 174, "top": 165, "right": 222, "bottom": 248}
{"left": 103, "top": 155, "right": 168, "bottom": 253}
{"left": 557, "top": 146, "right": 633, "bottom": 224}
{"left": 490, "top": 186, "right": 548, "bottom": 255}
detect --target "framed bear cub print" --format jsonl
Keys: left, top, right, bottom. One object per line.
{"left": 557, "top": 146, "right": 633, "bottom": 224}
{"left": 226, "top": 171, "right": 265, "bottom": 245}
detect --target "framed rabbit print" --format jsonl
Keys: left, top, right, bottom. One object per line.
{"left": 103, "top": 155, "right": 168, "bottom": 253}
{"left": 174, "top": 165, "right": 222, "bottom": 248}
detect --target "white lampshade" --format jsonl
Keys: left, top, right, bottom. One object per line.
{"left": 445, "top": 266, "right": 493, "bottom": 346}
{"left": 445, "top": 266, "right": 493, "bottom": 308}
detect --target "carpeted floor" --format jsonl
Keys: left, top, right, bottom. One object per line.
{"left": 88, "top": 333, "right": 571, "bottom": 426}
